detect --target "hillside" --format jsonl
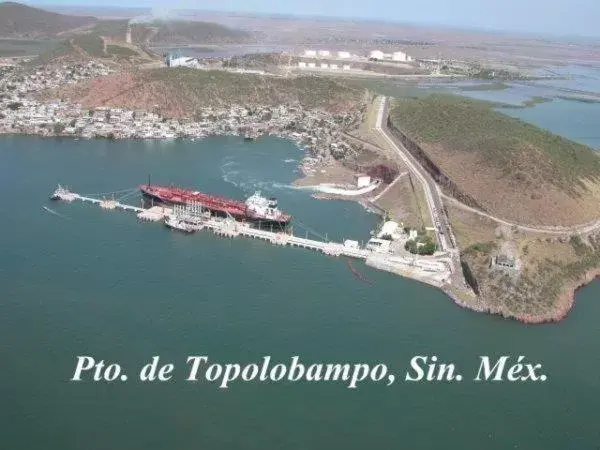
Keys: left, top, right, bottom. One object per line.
{"left": 40, "top": 68, "right": 363, "bottom": 116}
{"left": 133, "top": 20, "right": 251, "bottom": 45}
{"left": 389, "top": 94, "right": 600, "bottom": 226}
{"left": 0, "top": 2, "right": 96, "bottom": 38}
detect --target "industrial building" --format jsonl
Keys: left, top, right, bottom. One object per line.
{"left": 317, "top": 50, "right": 331, "bottom": 57}
{"left": 165, "top": 54, "right": 200, "bottom": 68}
{"left": 392, "top": 51, "right": 413, "bottom": 62}
{"left": 369, "top": 50, "right": 385, "bottom": 60}
{"left": 298, "top": 61, "right": 307, "bottom": 68}
{"left": 369, "top": 49, "right": 413, "bottom": 62}
{"left": 303, "top": 49, "right": 317, "bottom": 57}
{"left": 337, "top": 51, "right": 351, "bottom": 59}
{"left": 330, "top": 64, "right": 339, "bottom": 70}
{"left": 320, "top": 63, "right": 329, "bottom": 69}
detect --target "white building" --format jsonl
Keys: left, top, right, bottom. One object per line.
{"left": 377, "top": 221, "right": 401, "bottom": 240}
{"left": 342, "top": 64, "right": 351, "bottom": 70}
{"left": 317, "top": 50, "right": 331, "bottom": 57}
{"left": 303, "top": 49, "right": 317, "bottom": 57}
{"left": 337, "top": 51, "right": 351, "bottom": 59}
{"left": 356, "top": 174, "right": 371, "bottom": 188}
{"left": 392, "top": 51, "right": 407, "bottom": 62}
{"left": 367, "top": 238, "right": 391, "bottom": 253}
{"left": 392, "top": 51, "right": 412, "bottom": 62}
{"left": 308, "top": 62, "right": 316, "bottom": 68}
{"left": 166, "top": 55, "right": 199, "bottom": 68}
{"left": 320, "top": 63, "right": 329, "bottom": 69}
{"left": 369, "top": 50, "right": 384, "bottom": 60}
{"left": 330, "top": 64, "right": 339, "bottom": 70}
{"left": 298, "top": 61, "right": 307, "bottom": 68}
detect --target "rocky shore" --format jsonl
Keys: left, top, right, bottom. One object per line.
{"left": 443, "top": 266, "right": 600, "bottom": 324}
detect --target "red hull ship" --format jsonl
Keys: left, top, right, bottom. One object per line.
{"left": 140, "top": 184, "right": 291, "bottom": 228}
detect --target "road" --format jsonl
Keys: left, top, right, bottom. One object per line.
{"left": 374, "top": 97, "right": 466, "bottom": 286}
{"left": 374, "top": 96, "right": 600, "bottom": 238}
{"left": 375, "top": 96, "right": 455, "bottom": 252}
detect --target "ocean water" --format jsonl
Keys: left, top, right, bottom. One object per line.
{"left": 1, "top": 133, "right": 600, "bottom": 449}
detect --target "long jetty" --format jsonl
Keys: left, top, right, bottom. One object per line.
{"left": 50, "top": 185, "right": 454, "bottom": 287}
{"left": 51, "top": 186, "right": 369, "bottom": 260}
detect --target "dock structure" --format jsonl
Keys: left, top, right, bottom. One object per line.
{"left": 50, "top": 186, "right": 371, "bottom": 260}
{"left": 52, "top": 185, "right": 144, "bottom": 213}
{"left": 49, "top": 185, "right": 453, "bottom": 286}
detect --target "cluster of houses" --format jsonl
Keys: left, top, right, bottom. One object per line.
{"left": 0, "top": 61, "right": 114, "bottom": 96}
{"left": 0, "top": 60, "right": 362, "bottom": 167}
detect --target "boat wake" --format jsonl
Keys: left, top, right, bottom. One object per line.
{"left": 220, "top": 159, "right": 294, "bottom": 193}
{"left": 43, "top": 205, "right": 70, "bottom": 220}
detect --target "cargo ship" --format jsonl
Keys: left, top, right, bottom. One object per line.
{"left": 140, "top": 183, "right": 291, "bottom": 228}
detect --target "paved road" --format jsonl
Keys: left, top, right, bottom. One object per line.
{"left": 375, "top": 97, "right": 456, "bottom": 251}
{"left": 373, "top": 96, "right": 469, "bottom": 285}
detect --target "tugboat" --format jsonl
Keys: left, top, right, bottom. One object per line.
{"left": 164, "top": 215, "right": 197, "bottom": 233}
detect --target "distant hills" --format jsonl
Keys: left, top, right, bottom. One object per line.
{"left": 0, "top": 2, "right": 251, "bottom": 44}
{"left": 0, "top": 2, "right": 96, "bottom": 38}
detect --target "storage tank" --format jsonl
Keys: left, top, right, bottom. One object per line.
{"left": 369, "top": 50, "right": 384, "bottom": 60}
{"left": 392, "top": 51, "right": 408, "bottom": 62}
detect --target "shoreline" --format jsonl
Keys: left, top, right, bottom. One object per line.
{"left": 443, "top": 268, "right": 600, "bottom": 324}
{"left": 2, "top": 128, "right": 597, "bottom": 325}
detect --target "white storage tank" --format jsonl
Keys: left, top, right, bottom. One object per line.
{"left": 369, "top": 50, "right": 384, "bottom": 60}
{"left": 392, "top": 51, "right": 408, "bottom": 61}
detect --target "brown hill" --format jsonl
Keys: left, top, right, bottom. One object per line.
{"left": 389, "top": 94, "right": 600, "bottom": 227}
{"left": 41, "top": 68, "right": 362, "bottom": 116}
{"left": 131, "top": 20, "right": 251, "bottom": 45}
{"left": 0, "top": 2, "right": 96, "bottom": 38}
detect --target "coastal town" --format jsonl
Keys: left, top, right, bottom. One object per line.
{"left": 0, "top": 60, "right": 361, "bottom": 168}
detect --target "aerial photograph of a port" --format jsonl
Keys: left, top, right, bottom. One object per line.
{"left": 2, "top": 0, "right": 600, "bottom": 327}
{"left": 4, "top": 0, "right": 600, "bottom": 448}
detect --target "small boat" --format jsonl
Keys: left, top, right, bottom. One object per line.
{"left": 165, "top": 215, "right": 197, "bottom": 233}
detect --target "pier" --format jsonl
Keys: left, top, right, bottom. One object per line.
{"left": 51, "top": 185, "right": 370, "bottom": 260}
{"left": 49, "top": 185, "right": 453, "bottom": 286}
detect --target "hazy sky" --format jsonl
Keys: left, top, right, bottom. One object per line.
{"left": 26, "top": 0, "right": 600, "bottom": 38}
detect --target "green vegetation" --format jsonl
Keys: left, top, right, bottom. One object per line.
{"left": 521, "top": 96, "right": 552, "bottom": 107}
{"left": 139, "top": 20, "right": 249, "bottom": 45}
{"left": 556, "top": 95, "right": 600, "bottom": 104}
{"left": 390, "top": 94, "right": 600, "bottom": 192}
{"left": 404, "top": 231, "right": 436, "bottom": 255}
{"left": 24, "top": 39, "right": 76, "bottom": 67}
{"left": 0, "top": 2, "right": 96, "bottom": 38}
{"left": 459, "top": 82, "right": 509, "bottom": 92}
{"left": 72, "top": 34, "right": 105, "bottom": 57}
{"left": 91, "top": 20, "right": 129, "bottom": 39}
{"left": 569, "top": 235, "right": 589, "bottom": 256}
{"left": 0, "top": 38, "right": 55, "bottom": 57}
{"left": 463, "top": 241, "right": 496, "bottom": 256}
{"left": 144, "top": 68, "right": 362, "bottom": 112}
{"left": 106, "top": 45, "right": 138, "bottom": 57}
